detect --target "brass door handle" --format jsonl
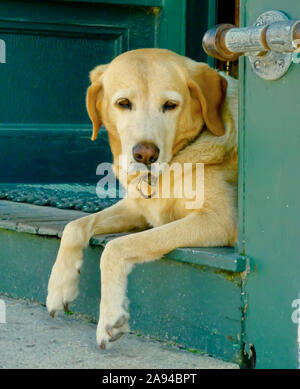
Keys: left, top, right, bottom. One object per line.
{"left": 202, "top": 10, "right": 300, "bottom": 80}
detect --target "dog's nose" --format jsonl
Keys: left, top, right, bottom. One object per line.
{"left": 132, "top": 142, "right": 160, "bottom": 165}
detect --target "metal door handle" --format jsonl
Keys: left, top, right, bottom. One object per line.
{"left": 202, "top": 10, "right": 300, "bottom": 80}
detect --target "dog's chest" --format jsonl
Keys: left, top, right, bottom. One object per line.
{"left": 138, "top": 200, "right": 169, "bottom": 227}
{"left": 136, "top": 198, "right": 188, "bottom": 228}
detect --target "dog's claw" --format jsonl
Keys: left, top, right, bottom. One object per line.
{"left": 109, "top": 332, "right": 125, "bottom": 343}
{"left": 63, "top": 303, "right": 69, "bottom": 313}
{"left": 97, "top": 303, "right": 130, "bottom": 350}
{"left": 106, "top": 326, "right": 113, "bottom": 337}
{"left": 50, "top": 311, "right": 55, "bottom": 318}
{"left": 105, "top": 314, "right": 127, "bottom": 338}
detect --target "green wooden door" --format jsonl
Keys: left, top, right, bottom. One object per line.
{"left": 239, "top": 0, "right": 300, "bottom": 368}
{"left": 0, "top": 0, "right": 187, "bottom": 183}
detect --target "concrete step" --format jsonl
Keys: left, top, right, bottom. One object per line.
{"left": 0, "top": 200, "right": 246, "bottom": 365}
{"left": 0, "top": 295, "right": 238, "bottom": 369}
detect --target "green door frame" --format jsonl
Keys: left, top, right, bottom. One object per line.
{"left": 238, "top": 0, "right": 300, "bottom": 369}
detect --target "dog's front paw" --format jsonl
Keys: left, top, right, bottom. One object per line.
{"left": 46, "top": 261, "right": 80, "bottom": 317}
{"left": 97, "top": 303, "right": 130, "bottom": 350}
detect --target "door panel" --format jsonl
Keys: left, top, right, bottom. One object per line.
{"left": 1, "top": 27, "right": 123, "bottom": 124}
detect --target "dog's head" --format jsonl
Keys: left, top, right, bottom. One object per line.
{"left": 86, "top": 49, "right": 227, "bottom": 175}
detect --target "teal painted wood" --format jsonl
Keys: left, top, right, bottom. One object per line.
{"left": 0, "top": 3, "right": 149, "bottom": 125}
{"left": 53, "top": 0, "right": 163, "bottom": 6}
{"left": 165, "top": 247, "right": 246, "bottom": 273}
{"left": 206, "top": 0, "right": 217, "bottom": 68}
{"left": 0, "top": 126, "right": 112, "bottom": 183}
{"left": 186, "top": 0, "right": 214, "bottom": 63}
{"left": 156, "top": 0, "right": 186, "bottom": 55}
{"left": 0, "top": 228, "right": 244, "bottom": 363}
{"left": 240, "top": 0, "right": 300, "bottom": 369}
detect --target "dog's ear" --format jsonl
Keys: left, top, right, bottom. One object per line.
{"left": 185, "top": 61, "right": 227, "bottom": 136}
{"left": 86, "top": 64, "right": 109, "bottom": 141}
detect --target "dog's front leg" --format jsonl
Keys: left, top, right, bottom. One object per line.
{"left": 97, "top": 211, "right": 234, "bottom": 349}
{"left": 46, "top": 199, "right": 146, "bottom": 317}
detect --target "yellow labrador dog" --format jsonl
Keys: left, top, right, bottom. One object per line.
{"left": 46, "top": 49, "right": 238, "bottom": 349}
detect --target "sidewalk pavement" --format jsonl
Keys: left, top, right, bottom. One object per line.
{"left": 0, "top": 295, "right": 238, "bottom": 369}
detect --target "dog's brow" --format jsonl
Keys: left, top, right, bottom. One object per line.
{"left": 112, "top": 89, "right": 133, "bottom": 102}
{"left": 163, "top": 91, "right": 182, "bottom": 102}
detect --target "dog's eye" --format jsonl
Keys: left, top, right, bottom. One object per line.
{"left": 162, "top": 101, "right": 178, "bottom": 112}
{"left": 116, "top": 98, "right": 132, "bottom": 110}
